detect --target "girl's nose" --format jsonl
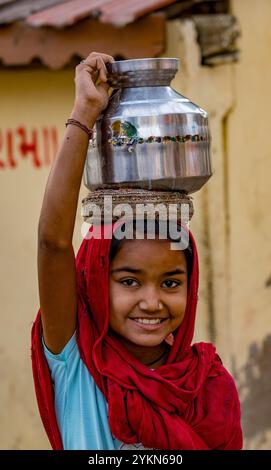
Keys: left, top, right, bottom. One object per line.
{"left": 138, "top": 293, "right": 163, "bottom": 312}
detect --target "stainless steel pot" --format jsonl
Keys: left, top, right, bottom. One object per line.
{"left": 83, "top": 58, "right": 212, "bottom": 194}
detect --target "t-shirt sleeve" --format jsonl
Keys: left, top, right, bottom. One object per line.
{"left": 42, "top": 332, "right": 78, "bottom": 381}
{"left": 42, "top": 332, "right": 81, "bottom": 434}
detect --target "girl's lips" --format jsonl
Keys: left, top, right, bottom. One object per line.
{"left": 129, "top": 318, "right": 169, "bottom": 331}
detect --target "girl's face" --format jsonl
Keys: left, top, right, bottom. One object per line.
{"left": 109, "top": 238, "right": 188, "bottom": 351}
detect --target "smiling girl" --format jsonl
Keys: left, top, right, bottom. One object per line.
{"left": 31, "top": 52, "right": 243, "bottom": 450}
{"left": 109, "top": 235, "right": 189, "bottom": 367}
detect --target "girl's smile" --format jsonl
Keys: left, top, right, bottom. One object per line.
{"left": 109, "top": 238, "right": 188, "bottom": 367}
{"left": 128, "top": 317, "right": 170, "bottom": 332}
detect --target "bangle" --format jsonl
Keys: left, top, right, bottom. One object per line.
{"left": 65, "top": 118, "right": 93, "bottom": 139}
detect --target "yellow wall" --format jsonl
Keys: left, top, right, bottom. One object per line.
{"left": 0, "top": 69, "right": 88, "bottom": 449}
{"left": 228, "top": 0, "right": 271, "bottom": 449}
{"left": 0, "top": 0, "right": 271, "bottom": 450}
{"left": 164, "top": 0, "right": 271, "bottom": 450}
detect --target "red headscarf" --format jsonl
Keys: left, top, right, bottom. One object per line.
{"left": 31, "top": 223, "right": 243, "bottom": 450}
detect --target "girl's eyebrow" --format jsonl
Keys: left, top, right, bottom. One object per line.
{"left": 110, "top": 267, "right": 186, "bottom": 276}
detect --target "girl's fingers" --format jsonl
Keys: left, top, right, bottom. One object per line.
{"left": 84, "top": 52, "right": 114, "bottom": 81}
{"left": 78, "top": 56, "right": 111, "bottom": 83}
{"left": 85, "top": 51, "right": 115, "bottom": 65}
{"left": 77, "top": 64, "right": 104, "bottom": 87}
{"left": 95, "top": 56, "right": 108, "bottom": 83}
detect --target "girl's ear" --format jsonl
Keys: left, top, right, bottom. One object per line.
{"left": 164, "top": 333, "right": 174, "bottom": 346}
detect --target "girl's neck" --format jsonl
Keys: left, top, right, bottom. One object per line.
{"left": 144, "top": 348, "right": 168, "bottom": 368}
{"left": 130, "top": 344, "right": 169, "bottom": 369}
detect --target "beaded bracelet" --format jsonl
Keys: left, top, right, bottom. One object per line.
{"left": 65, "top": 118, "right": 93, "bottom": 139}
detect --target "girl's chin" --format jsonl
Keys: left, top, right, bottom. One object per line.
{"left": 125, "top": 335, "right": 166, "bottom": 348}
{"left": 109, "top": 326, "right": 169, "bottom": 347}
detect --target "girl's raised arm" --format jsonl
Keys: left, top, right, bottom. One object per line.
{"left": 38, "top": 52, "right": 114, "bottom": 354}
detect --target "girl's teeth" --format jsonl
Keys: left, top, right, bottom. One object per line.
{"left": 134, "top": 318, "right": 163, "bottom": 324}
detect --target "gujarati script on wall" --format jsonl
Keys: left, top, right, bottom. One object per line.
{"left": 0, "top": 127, "right": 58, "bottom": 169}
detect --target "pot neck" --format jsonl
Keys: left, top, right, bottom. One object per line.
{"left": 107, "top": 69, "right": 176, "bottom": 88}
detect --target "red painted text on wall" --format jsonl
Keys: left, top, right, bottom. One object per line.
{"left": 0, "top": 127, "right": 58, "bottom": 169}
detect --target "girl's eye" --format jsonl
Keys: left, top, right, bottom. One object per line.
{"left": 162, "top": 280, "right": 181, "bottom": 288}
{"left": 120, "top": 279, "right": 138, "bottom": 287}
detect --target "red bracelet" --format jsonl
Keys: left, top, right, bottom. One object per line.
{"left": 65, "top": 118, "right": 93, "bottom": 139}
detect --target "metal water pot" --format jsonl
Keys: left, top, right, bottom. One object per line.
{"left": 83, "top": 58, "right": 212, "bottom": 194}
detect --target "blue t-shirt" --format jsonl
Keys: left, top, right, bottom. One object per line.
{"left": 43, "top": 332, "right": 151, "bottom": 450}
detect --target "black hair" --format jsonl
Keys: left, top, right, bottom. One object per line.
{"left": 109, "top": 219, "right": 193, "bottom": 280}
